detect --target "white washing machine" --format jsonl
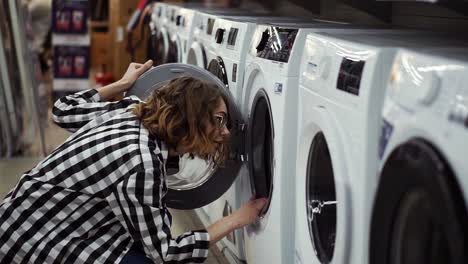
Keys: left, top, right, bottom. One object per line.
{"left": 184, "top": 9, "right": 275, "bottom": 69}
{"left": 173, "top": 7, "right": 197, "bottom": 64}
{"left": 370, "top": 48, "right": 468, "bottom": 264}
{"left": 165, "top": 4, "right": 252, "bottom": 65}
{"left": 238, "top": 21, "right": 378, "bottom": 264}
{"left": 149, "top": 2, "right": 169, "bottom": 65}
{"left": 202, "top": 15, "right": 323, "bottom": 262}
{"left": 163, "top": 4, "right": 183, "bottom": 63}
{"left": 295, "top": 33, "right": 468, "bottom": 264}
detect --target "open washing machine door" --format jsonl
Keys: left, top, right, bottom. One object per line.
{"left": 126, "top": 63, "right": 246, "bottom": 209}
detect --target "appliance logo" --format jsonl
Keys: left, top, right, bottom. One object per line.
{"left": 379, "top": 118, "right": 394, "bottom": 159}
{"left": 274, "top": 83, "right": 283, "bottom": 94}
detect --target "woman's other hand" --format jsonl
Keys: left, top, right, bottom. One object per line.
{"left": 232, "top": 197, "right": 268, "bottom": 227}
{"left": 118, "top": 60, "right": 154, "bottom": 92}
{"left": 97, "top": 60, "right": 153, "bottom": 101}
{"left": 207, "top": 197, "right": 268, "bottom": 245}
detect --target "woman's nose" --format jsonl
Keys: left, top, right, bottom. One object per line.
{"left": 220, "top": 126, "right": 230, "bottom": 136}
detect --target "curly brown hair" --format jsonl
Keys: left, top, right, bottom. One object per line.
{"left": 132, "top": 76, "right": 230, "bottom": 164}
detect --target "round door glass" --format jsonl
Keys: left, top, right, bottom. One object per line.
{"left": 186, "top": 45, "right": 206, "bottom": 69}
{"left": 207, "top": 57, "right": 228, "bottom": 88}
{"left": 166, "top": 38, "right": 179, "bottom": 63}
{"left": 187, "top": 48, "right": 197, "bottom": 65}
{"left": 306, "top": 132, "right": 336, "bottom": 263}
{"left": 147, "top": 31, "right": 158, "bottom": 64}
{"left": 249, "top": 92, "right": 274, "bottom": 216}
{"left": 154, "top": 30, "right": 166, "bottom": 66}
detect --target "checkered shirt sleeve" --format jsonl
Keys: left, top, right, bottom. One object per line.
{"left": 52, "top": 89, "right": 141, "bottom": 132}
{"left": 107, "top": 168, "right": 210, "bottom": 263}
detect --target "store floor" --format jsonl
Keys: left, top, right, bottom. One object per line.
{"left": 0, "top": 112, "right": 229, "bottom": 264}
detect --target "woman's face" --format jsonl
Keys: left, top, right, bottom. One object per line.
{"left": 208, "top": 98, "right": 230, "bottom": 146}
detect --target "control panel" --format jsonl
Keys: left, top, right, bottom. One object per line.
{"left": 255, "top": 27, "right": 298, "bottom": 63}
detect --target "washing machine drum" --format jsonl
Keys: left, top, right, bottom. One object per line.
{"left": 126, "top": 63, "right": 245, "bottom": 210}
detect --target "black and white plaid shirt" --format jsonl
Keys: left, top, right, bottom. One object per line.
{"left": 0, "top": 89, "right": 210, "bottom": 263}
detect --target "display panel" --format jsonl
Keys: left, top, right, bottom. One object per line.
{"left": 336, "top": 57, "right": 365, "bottom": 96}
{"left": 255, "top": 27, "right": 298, "bottom": 63}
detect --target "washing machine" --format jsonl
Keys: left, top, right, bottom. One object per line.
{"left": 369, "top": 48, "right": 468, "bottom": 264}
{"left": 159, "top": 3, "right": 187, "bottom": 64}
{"left": 149, "top": 2, "right": 169, "bottom": 65}
{"left": 184, "top": 9, "right": 275, "bottom": 69}
{"left": 238, "top": 20, "right": 380, "bottom": 264}
{"left": 202, "top": 16, "right": 363, "bottom": 262}
{"left": 171, "top": 6, "right": 197, "bottom": 64}
{"left": 150, "top": 2, "right": 186, "bottom": 65}
{"left": 295, "top": 32, "right": 468, "bottom": 264}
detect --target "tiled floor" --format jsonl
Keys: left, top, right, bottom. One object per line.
{"left": 0, "top": 112, "right": 229, "bottom": 264}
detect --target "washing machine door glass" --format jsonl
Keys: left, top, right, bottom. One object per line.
{"left": 166, "top": 34, "right": 180, "bottom": 63}
{"left": 207, "top": 56, "right": 229, "bottom": 89}
{"left": 186, "top": 41, "right": 207, "bottom": 69}
{"left": 371, "top": 139, "right": 467, "bottom": 264}
{"left": 126, "top": 63, "right": 245, "bottom": 209}
{"left": 248, "top": 90, "right": 274, "bottom": 216}
{"left": 153, "top": 27, "right": 169, "bottom": 66}
{"left": 306, "top": 132, "right": 336, "bottom": 263}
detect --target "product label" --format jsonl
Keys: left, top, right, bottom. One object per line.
{"left": 379, "top": 118, "right": 394, "bottom": 159}
{"left": 274, "top": 82, "right": 283, "bottom": 94}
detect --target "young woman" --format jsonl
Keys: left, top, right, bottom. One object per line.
{"left": 0, "top": 60, "right": 267, "bottom": 263}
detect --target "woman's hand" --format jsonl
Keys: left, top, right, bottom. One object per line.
{"left": 207, "top": 197, "right": 268, "bottom": 245}
{"left": 97, "top": 60, "right": 153, "bottom": 101}
{"left": 118, "top": 60, "right": 154, "bottom": 92}
{"left": 231, "top": 197, "right": 268, "bottom": 227}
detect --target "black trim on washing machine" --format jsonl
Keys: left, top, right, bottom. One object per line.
{"left": 201, "top": 46, "right": 207, "bottom": 69}
{"left": 247, "top": 89, "right": 275, "bottom": 216}
{"left": 306, "top": 131, "right": 336, "bottom": 263}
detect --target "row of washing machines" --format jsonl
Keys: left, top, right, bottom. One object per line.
{"left": 128, "top": 2, "right": 468, "bottom": 264}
